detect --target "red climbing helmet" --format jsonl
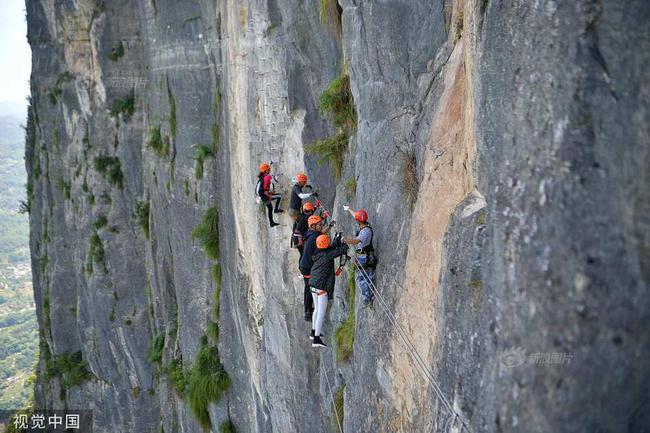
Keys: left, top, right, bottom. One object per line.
{"left": 354, "top": 209, "right": 368, "bottom": 223}
{"left": 259, "top": 163, "right": 270, "bottom": 172}
{"left": 303, "top": 202, "right": 315, "bottom": 212}
{"left": 296, "top": 173, "right": 308, "bottom": 184}
{"left": 316, "top": 234, "right": 330, "bottom": 249}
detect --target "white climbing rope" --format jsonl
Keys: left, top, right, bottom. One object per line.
{"left": 351, "top": 254, "right": 473, "bottom": 433}
{"left": 322, "top": 361, "right": 344, "bottom": 433}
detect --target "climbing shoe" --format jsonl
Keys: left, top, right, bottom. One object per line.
{"left": 274, "top": 209, "right": 285, "bottom": 213}
{"left": 309, "top": 329, "right": 324, "bottom": 340}
{"left": 312, "top": 336, "right": 327, "bottom": 348}
{"left": 270, "top": 221, "right": 280, "bottom": 227}
{"left": 362, "top": 299, "right": 373, "bottom": 308}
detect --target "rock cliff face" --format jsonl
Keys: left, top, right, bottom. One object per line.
{"left": 26, "top": 0, "right": 649, "bottom": 432}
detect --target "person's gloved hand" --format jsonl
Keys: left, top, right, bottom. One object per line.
{"left": 343, "top": 205, "right": 350, "bottom": 211}
{"left": 329, "top": 220, "right": 336, "bottom": 227}
{"left": 312, "top": 192, "right": 319, "bottom": 197}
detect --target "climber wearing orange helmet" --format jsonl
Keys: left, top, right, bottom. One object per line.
{"left": 297, "top": 214, "right": 332, "bottom": 321}
{"left": 308, "top": 233, "right": 349, "bottom": 347}
{"left": 289, "top": 172, "right": 315, "bottom": 221}
{"left": 343, "top": 206, "right": 377, "bottom": 307}
{"left": 257, "top": 162, "right": 283, "bottom": 227}
{"left": 291, "top": 202, "right": 316, "bottom": 259}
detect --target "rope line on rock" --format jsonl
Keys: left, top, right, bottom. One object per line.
{"left": 351, "top": 254, "right": 473, "bottom": 433}
{"left": 323, "top": 361, "right": 343, "bottom": 433}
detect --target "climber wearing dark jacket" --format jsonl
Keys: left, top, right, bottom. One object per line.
{"left": 289, "top": 172, "right": 315, "bottom": 220}
{"left": 309, "top": 234, "right": 348, "bottom": 348}
{"left": 297, "top": 215, "right": 324, "bottom": 321}
{"left": 292, "top": 202, "right": 316, "bottom": 260}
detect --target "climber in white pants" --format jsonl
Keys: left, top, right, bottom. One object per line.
{"left": 308, "top": 234, "right": 349, "bottom": 347}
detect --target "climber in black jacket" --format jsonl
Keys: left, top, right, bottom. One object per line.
{"left": 309, "top": 234, "right": 349, "bottom": 348}
{"left": 298, "top": 214, "right": 332, "bottom": 321}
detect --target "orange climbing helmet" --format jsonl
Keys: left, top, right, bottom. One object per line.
{"left": 259, "top": 162, "right": 270, "bottom": 173}
{"left": 303, "top": 202, "right": 315, "bottom": 212}
{"left": 316, "top": 234, "right": 330, "bottom": 249}
{"left": 307, "top": 215, "right": 322, "bottom": 227}
{"left": 354, "top": 209, "right": 368, "bottom": 223}
{"left": 296, "top": 173, "right": 308, "bottom": 183}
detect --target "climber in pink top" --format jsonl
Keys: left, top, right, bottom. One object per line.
{"left": 256, "top": 163, "right": 283, "bottom": 227}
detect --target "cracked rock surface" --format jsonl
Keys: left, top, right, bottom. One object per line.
{"left": 26, "top": 0, "right": 648, "bottom": 432}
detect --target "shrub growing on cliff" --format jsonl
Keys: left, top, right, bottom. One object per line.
{"left": 87, "top": 232, "right": 106, "bottom": 274}
{"left": 108, "top": 41, "right": 125, "bottom": 61}
{"left": 192, "top": 207, "right": 220, "bottom": 260}
{"left": 109, "top": 93, "right": 135, "bottom": 121}
{"left": 306, "top": 131, "right": 348, "bottom": 182}
{"left": 135, "top": 200, "right": 151, "bottom": 239}
{"left": 318, "top": 73, "right": 356, "bottom": 131}
{"left": 334, "top": 268, "right": 356, "bottom": 362}
{"left": 148, "top": 126, "right": 170, "bottom": 157}
{"left": 44, "top": 350, "right": 91, "bottom": 390}
{"left": 94, "top": 155, "right": 124, "bottom": 189}
{"left": 306, "top": 72, "right": 357, "bottom": 181}
{"left": 94, "top": 215, "right": 108, "bottom": 230}
{"left": 187, "top": 335, "right": 231, "bottom": 429}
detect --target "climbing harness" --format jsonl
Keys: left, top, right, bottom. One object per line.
{"left": 333, "top": 231, "right": 351, "bottom": 276}
{"left": 352, "top": 256, "right": 474, "bottom": 433}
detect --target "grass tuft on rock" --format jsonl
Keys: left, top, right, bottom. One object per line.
{"left": 165, "top": 358, "right": 188, "bottom": 398}
{"left": 94, "top": 215, "right": 108, "bottom": 230}
{"left": 332, "top": 385, "right": 345, "bottom": 430}
{"left": 194, "top": 144, "right": 213, "bottom": 180}
{"left": 187, "top": 335, "right": 231, "bottom": 429}
{"left": 148, "top": 334, "right": 165, "bottom": 365}
{"left": 87, "top": 232, "right": 106, "bottom": 274}
{"left": 219, "top": 420, "right": 237, "bottom": 433}
{"left": 192, "top": 207, "right": 220, "bottom": 260}
{"left": 334, "top": 268, "right": 356, "bottom": 362}
{"left": 306, "top": 72, "right": 356, "bottom": 181}
{"left": 147, "top": 126, "right": 170, "bottom": 157}
{"left": 319, "top": 0, "right": 343, "bottom": 40}
{"left": 57, "top": 177, "right": 71, "bottom": 199}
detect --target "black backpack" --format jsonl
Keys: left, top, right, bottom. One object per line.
{"left": 356, "top": 225, "right": 377, "bottom": 268}
{"left": 255, "top": 176, "right": 264, "bottom": 198}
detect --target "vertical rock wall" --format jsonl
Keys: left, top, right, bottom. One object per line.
{"left": 26, "top": 0, "right": 648, "bottom": 432}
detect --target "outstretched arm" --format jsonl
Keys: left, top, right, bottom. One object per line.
{"left": 343, "top": 205, "right": 356, "bottom": 218}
